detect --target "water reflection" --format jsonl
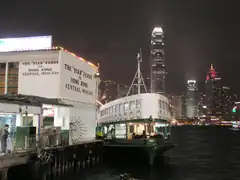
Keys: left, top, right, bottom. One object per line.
{"left": 64, "top": 126, "right": 240, "bottom": 180}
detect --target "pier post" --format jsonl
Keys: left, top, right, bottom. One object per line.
{"left": 0, "top": 169, "right": 7, "bottom": 180}
{"left": 148, "top": 147, "right": 156, "bottom": 166}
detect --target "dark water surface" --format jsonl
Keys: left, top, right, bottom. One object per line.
{"left": 68, "top": 126, "right": 240, "bottom": 180}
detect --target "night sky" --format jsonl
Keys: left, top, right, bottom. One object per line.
{"left": 1, "top": 0, "right": 240, "bottom": 94}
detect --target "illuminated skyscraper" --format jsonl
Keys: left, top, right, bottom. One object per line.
{"left": 150, "top": 26, "right": 165, "bottom": 94}
{"left": 205, "top": 64, "right": 222, "bottom": 117}
{"left": 186, "top": 80, "right": 198, "bottom": 119}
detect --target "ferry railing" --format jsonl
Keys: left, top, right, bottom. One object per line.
{"left": 10, "top": 132, "right": 69, "bottom": 154}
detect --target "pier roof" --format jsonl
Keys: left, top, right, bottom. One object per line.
{"left": 0, "top": 94, "right": 73, "bottom": 107}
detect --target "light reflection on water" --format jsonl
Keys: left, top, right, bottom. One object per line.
{"left": 65, "top": 126, "right": 240, "bottom": 180}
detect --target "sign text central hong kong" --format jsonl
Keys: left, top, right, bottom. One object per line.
{"left": 64, "top": 64, "right": 93, "bottom": 96}
{"left": 21, "top": 60, "right": 59, "bottom": 76}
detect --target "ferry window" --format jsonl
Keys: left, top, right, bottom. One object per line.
{"left": 159, "top": 100, "right": 162, "bottom": 109}
{"left": 119, "top": 103, "right": 123, "bottom": 113}
{"left": 167, "top": 103, "right": 169, "bottom": 111}
{"left": 113, "top": 105, "right": 115, "bottom": 113}
{"left": 164, "top": 102, "right": 167, "bottom": 110}
{"left": 109, "top": 107, "right": 112, "bottom": 114}
{"left": 124, "top": 102, "right": 129, "bottom": 111}
{"left": 136, "top": 100, "right": 141, "bottom": 108}
{"left": 115, "top": 104, "right": 119, "bottom": 113}
{"left": 129, "top": 125, "right": 134, "bottom": 133}
{"left": 162, "top": 101, "right": 165, "bottom": 110}
{"left": 130, "top": 101, "right": 136, "bottom": 110}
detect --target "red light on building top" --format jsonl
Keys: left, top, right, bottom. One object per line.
{"left": 206, "top": 64, "right": 217, "bottom": 81}
{"left": 206, "top": 75, "right": 210, "bottom": 81}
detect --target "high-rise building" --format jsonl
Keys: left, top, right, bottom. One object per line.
{"left": 150, "top": 26, "right": 166, "bottom": 94}
{"left": 205, "top": 64, "right": 222, "bottom": 117}
{"left": 169, "top": 94, "right": 185, "bottom": 120}
{"left": 198, "top": 92, "right": 206, "bottom": 117}
{"left": 186, "top": 80, "right": 198, "bottom": 119}
{"left": 99, "top": 80, "right": 117, "bottom": 104}
{"left": 116, "top": 84, "right": 129, "bottom": 98}
{"left": 220, "top": 86, "right": 233, "bottom": 120}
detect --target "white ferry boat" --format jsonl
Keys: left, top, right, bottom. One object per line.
{"left": 96, "top": 49, "right": 173, "bottom": 165}
{"left": 97, "top": 93, "right": 171, "bottom": 139}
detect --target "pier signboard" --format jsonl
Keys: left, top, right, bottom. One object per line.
{"left": 59, "top": 51, "right": 97, "bottom": 104}
{"left": 18, "top": 57, "right": 60, "bottom": 98}
{"left": 0, "top": 36, "right": 52, "bottom": 52}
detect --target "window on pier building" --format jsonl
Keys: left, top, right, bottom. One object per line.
{"left": 0, "top": 63, "right": 6, "bottom": 95}
{"left": 7, "top": 62, "right": 19, "bottom": 94}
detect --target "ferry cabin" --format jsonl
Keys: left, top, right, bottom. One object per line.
{"left": 97, "top": 93, "right": 171, "bottom": 139}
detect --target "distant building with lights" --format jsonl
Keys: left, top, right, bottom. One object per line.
{"left": 186, "top": 80, "right": 198, "bottom": 119}
{"left": 220, "top": 86, "right": 233, "bottom": 120}
{"left": 198, "top": 92, "right": 206, "bottom": 117}
{"left": 150, "top": 26, "right": 166, "bottom": 94}
{"left": 205, "top": 64, "right": 224, "bottom": 118}
{"left": 116, "top": 84, "right": 130, "bottom": 98}
{"left": 169, "top": 94, "right": 185, "bottom": 120}
{"left": 99, "top": 80, "right": 118, "bottom": 104}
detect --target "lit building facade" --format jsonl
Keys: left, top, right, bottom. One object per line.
{"left": 169, "top": 94, "right": 185, "bottom": 120}
{"left": 198, "top": 92, "right": 206, "bottom": 117}
{"left": 220, "top": 86, "right": 233, "bottom": 120}
{"left": 0, "top": 47, "right": 100, "bottom": 144}
{"left": 205, "top": 64, "right": 223, "bottom": 118}
{"left": 99, "top": 80, "right": 118, "bottom": 104}
{"left": 186, "top": 80, "right": 198, "bottom": 119}
{"left": 150, "top": 26, "right": 166, "bottom": 94}
{"left": 116, "top": 84, "right": 129, "bottom": 98}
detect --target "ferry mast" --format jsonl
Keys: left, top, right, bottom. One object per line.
{"left": 127, "top": 48, "right": 147, "bottom": 96}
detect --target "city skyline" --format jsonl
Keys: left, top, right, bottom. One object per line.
{"left": 1, "top": 0, "right": 240, "bottom": 94}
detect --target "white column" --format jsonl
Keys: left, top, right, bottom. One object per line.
{"left": 16, "top": 113, "right": 22, "bottom": 126}
{"left": 33, "top": 114, "right": 43, "bottom": 134}
{"left": 54, "top": 107, "right": 62, "bottom": 127}
{"left": 4, "top": 62, "right": 8, "bottom": 94}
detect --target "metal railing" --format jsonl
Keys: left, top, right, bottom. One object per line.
{"left": 9, "top": 132, "right": 69, "bottom": 154}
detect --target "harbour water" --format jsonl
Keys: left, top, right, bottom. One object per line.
{"left": 62, "top": 126, "right": 240, "bottom": 180}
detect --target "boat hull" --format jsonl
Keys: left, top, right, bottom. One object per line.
{"left": 103, "top": 139, "right": 174, "bottom": 166}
